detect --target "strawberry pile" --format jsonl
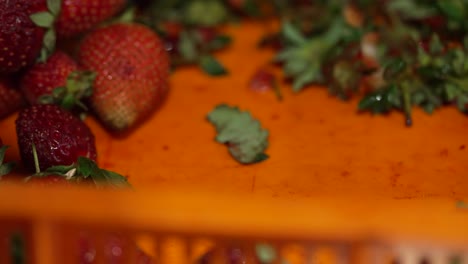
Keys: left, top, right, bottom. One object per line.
{"left": 0, "top": 0, "right": 170, "bottom": 186}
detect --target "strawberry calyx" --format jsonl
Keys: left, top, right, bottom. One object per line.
{"left": 37, "top": 70, "right": 96, "bottom": 111}
{"left": 29, "top": 0, "right": 62, "bottom": 62}
{"left": 0, "top": 145, "right": 15, "bottom": 178}
{"left": 27, "top": 143, "right": 129, "bottom": 188}
{"left": 26, "top": 157, "right": 131, "bottom": 188}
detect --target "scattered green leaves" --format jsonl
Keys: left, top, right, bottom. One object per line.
{"left": 268, "top": 0, "right": 468, "bottom": 125}
{"left": 275, "top": 16, "right": 364, "bottom": 92}
{"left": 207, "top": 104, "right": 269, "bottom": 164}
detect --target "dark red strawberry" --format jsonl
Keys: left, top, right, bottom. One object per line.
{"left": 55, "top": 0, "right": 126, "bottom": 38}
{"left": 16, "top": 104, "right": 97, "bottom": 172}
{"left": 0, "top": 77, "right": 25, "bottom": 119}
{"left": 20, "top": 51, "right": 94, "bottom": 109}
{"left": 21, "top": 51, "right": 77, "bottom": 103}
{"left": 0, "top": 0, "right": 48, "bottom": 73}
{"left": 78, "top": 23, "right": 170, "bottom": 132}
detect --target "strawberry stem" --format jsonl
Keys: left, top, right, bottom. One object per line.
{"left": 31, "top": 143, "right": 41, "bottom": 174}
{"left": 272, "top": 79, "right": 283, "bottom": 101}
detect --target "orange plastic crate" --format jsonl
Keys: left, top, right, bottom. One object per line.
{"left": 0, "top": 21, "right": 468, "bottom": 263}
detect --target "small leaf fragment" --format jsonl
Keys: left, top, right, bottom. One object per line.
{"left": 199, "top": 55, "right": 228, "bottom": 76}
{"left": 207, "top": 104, "right": 269, "bottom": 164}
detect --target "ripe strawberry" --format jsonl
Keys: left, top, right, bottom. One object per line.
{"left": 0, "top": 77, "right": 25, "bottom": 119}
{"left": 20, "top": 51, "right": 94, "bottom": 109}
{"left": 55, "top": 0, "right": 126, "bottom": 38}
{"left": 78, "top": 23, "right": 170, "bottom": 132}
{"left": 0, "top": 0, "right": 48, "bottom": 73}
{"left": 16, "top": 104, "right": 97, "bottom": 172}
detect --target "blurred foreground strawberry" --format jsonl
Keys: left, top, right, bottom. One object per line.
{"left": 78, "top": 23, "right": 170, "bottom": 132}
{"left": 16, "top": 104, "right": 97, "bottom": 172}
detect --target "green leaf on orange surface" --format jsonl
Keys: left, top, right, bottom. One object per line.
{"left": 76, "top": 157, "right": 131, "bottom": 188}
{"left": 199, "top": 55, "right": 228, "bottom": 76}
{"left": 207, "top": 104, "right": 269, "bottom": 164}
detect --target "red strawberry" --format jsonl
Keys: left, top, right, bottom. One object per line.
{"left": 16, "top": 104, "right": 97, "bottom": 172}
{"left": 0, "top": 0, "right": 49, "bottom": 73}
{"left": 0, "top": 77, "right": 25, "bottom": 119}
{"left": 20, "top": 51, "right": 94, "bottom": 109}
{"left": 78, "top": 23, "right": 170, "bottom": 132}
{"left": 55, "top": 0, "right": 126, "bottom": 38}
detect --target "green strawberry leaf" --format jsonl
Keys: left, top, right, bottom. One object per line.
{"left": 281, "top": 21, "right": 306, "bottom": 45}
{"left": 101, "top": 170, "right": 132, "bottom": 188}
{"left": 179, "top": 31, "right": 198, "bottom": 62}
{"left": 76, "top": 157, "right": 98, "bottom": 178}
{"left": 38, "top": 29, "right": 56, "bottom": 62}
{"left": 207, "top": 104, "right": 269, "bottom": 164}
{"left": 47, "top": 0, "right": 61, "bottom": 17}
{"left": 42, "top": 164, "right": 75, "bottom": 175}
{"left": 30, "top": 12, "right": 55, "bottom": 28}
{"left": 437, "top": 0, "right": 465, "bottom": 22}
{"left": 199, "top": 55, "right": 228, "bottom": 76}
{"left": 76, "top": 157, "right": 131, "bottom": 188}
{"left": 0, "top": 146, "right": 15, "bottom": 177}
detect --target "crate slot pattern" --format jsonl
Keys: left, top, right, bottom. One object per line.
{"left": 0, "top": 221, "right": 466, "bottom": 264}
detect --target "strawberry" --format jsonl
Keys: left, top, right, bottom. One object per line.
{"left": 0, "top": 0, "right": 49, "bottom": 73}
{"left": 20, "top": 51, "right": 94, "bottom": 109}
{"left": 78, "top": 23, "right": 170, "bottom": 132}
{"left": 55, "top": 0, "right": 126, "bottom": 38}
{"left": 0, "top": 77, "right": 25, "bottom": 119}
{"left": 16, "top": 104, "right": 97, "bottom": 172}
